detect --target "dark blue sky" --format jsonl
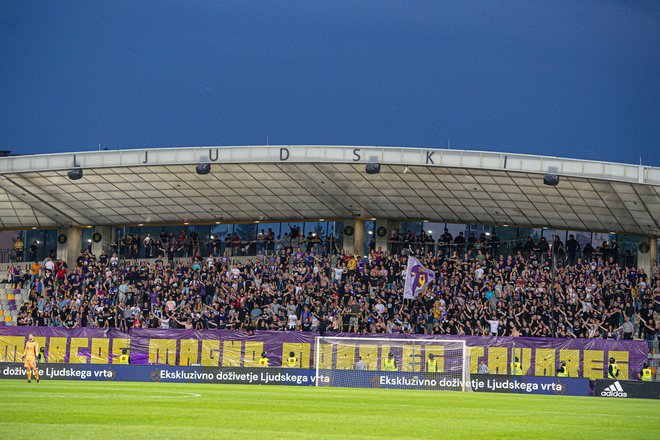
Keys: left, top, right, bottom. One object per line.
{"left": 1, "top": 0, "right": 658, "bottom": 165}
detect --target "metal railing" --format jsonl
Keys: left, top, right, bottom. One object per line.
{"left": 383, "top": 239, "right": 636, "bottom": 267}
{"left": 111, "top": 237, "right": 343, "bottom": 261}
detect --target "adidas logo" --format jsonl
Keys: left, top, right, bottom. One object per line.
{"left": 600, "top": 381, "right": 628, "bottom": 398}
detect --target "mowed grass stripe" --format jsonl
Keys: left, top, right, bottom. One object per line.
{"left": 0, "top": 380, "right": 658, "bottom": 439}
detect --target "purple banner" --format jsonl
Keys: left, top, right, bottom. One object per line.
{"left": 403, "top": 256, "right": 435, "bottom": 299}
{"left": 0, "top": 327, "right": 647, "bottom": 380}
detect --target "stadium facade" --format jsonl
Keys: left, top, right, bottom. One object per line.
{"left": 0, "top": 145, "right": 658, "bottom": 272}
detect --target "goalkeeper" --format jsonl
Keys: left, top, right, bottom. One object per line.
{"left": 22, "top": 333, "right": 40, "bottom": 383}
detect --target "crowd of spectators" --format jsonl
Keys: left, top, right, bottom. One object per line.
{"left": 4, "top": 234, "right": 658, "bottom": 349}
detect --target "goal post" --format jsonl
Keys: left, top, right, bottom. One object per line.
{"left": 314, "top": 336, "right": 471, "bottom": 391}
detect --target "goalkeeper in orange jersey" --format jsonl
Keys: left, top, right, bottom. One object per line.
{"left": 22, "top": 334, "right": 40, "bottom": 383}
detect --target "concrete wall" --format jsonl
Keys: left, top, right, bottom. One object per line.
{"left": 56, "top": 226, "right": 82, "bottom": 267}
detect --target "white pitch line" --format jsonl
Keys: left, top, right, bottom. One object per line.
{"left": 1, "top": 391, "right": 201, "bottom": 399}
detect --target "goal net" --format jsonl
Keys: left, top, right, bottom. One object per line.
{"left": 314, "top": 336, "right": 471, "bottom": 391}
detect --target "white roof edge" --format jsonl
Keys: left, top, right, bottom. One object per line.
{"left": 1, "top": 145, "right": 658, "bottom": 185}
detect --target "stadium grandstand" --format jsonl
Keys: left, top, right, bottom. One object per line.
{"left": 3, "top": 0, "right": 660, "bottom": 435}
{"left": 0, "top": 146, "right": 658, "bottom": 372}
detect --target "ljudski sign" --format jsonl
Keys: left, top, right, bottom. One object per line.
{"left": 0, "top": 146, "right": 466, "bottom": 175}
{"left": 106, "top": 146, "right": 442, "bottom": 166}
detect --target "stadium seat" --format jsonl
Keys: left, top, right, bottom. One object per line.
{"left": 4, "top": 315, "right": 11, "bottom": 322}
{"left": 7, "top": 293, "right": 14, "bottom": 300}
{"left": 0, "top": 310, "right": 3, "bottom": 316}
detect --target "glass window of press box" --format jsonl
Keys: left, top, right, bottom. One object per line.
{"left": 389, "top": 222, "right": 640, "bottom": 268}
{"left": 0, "top": 229, "right": 58, "bottom": 264}
{"left": 110, "top": 221, "right": 344, "bottom": 259}
{"left": 0, "top": 223, "right": 648, "bottom": 268}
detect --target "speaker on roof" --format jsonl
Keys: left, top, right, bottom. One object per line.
{"left": 196, "top": 163, "right": 211, "bottom": 175}
{"left": 68, "top": 168, "right": 83, "bottom": 180}
{"left": 543, "top": 173, "right": 559, "bottom": 186}
{"left": 365, "top": 163, "right": 381, "bottom": 175}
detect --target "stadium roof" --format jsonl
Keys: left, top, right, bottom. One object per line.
{"left": 0, "top": 146, "right": 658, "bottom": 236}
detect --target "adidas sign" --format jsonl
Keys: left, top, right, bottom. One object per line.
{"left": 600, "top": 381, "right": 628, "bottom": 398}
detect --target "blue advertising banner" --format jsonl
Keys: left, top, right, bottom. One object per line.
{"left": 318, "top": 370, "right": 464, "bottom": 391}
{"left": 0, "top": 362, "right": 321, "bottom": 386}
{"left": 318, "top": 371, "right": 590, "bottom": 395}
{"left": 0, "top": 362, "right": 589, "bottom": 397}
{"left": 469, "top": 374, "right": 590, "bottom": 396}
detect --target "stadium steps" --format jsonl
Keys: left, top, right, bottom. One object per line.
{"left": 0, "top": 284, "right": 28, "bottom": 326}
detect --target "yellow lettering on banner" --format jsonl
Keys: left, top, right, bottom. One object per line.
{"left": 90, "top": 338, "right": 109, "bottom": 364}
{"left": 243, "top": 341, "right": 264, "bottom": 367}
{"left": 33, "top": 336, "right": 47, "bottom": 359}
{"left": 424, "top": 346, "right": 445, "bottom": 373}
{"left": 534, "top": 349, "right": 556, "bottom": 376}
{"left": 583, "top": 349, "right": 604, "bottom": 380}
{"left": 559, "top": 349, "right": 580, "bottom": 377}
{"left": 487, "top": 347, "right": 507, "bottom": 375}
{"left": 281, "top": 343, "right": 311, "bottom": 368}
{"left": 335, "top": 344, "right": 356, "bottom": 370}
{"left": 0, "top": 336, "right": 24, "bottom": 362}
{"left": 48, "top": 337, "right": 67, "bottom": 363}
{"left": 317, "top": 342, "right": 333, "bottom": 370}
{"left": 608, "top": 350, "right": 629, "bottom": 380}
{"left": 111, "top": 338, "right": 130, "bottom": 364}
{"left": 69, "top": 338, "right": 89, "bottom": 364}
{"left": 223, "top": 340, "right": 241, "bottom": 366}
{"left": 469, "top": 346, "right": 485, "bottom": 374}
{"left": 179, "top": 339, "right": 199, "bottom": 366}
{"left": 358, "top": 345, "right": 378, "bottom": 371}
{"left": 200, "top": 340, "right": 220, "bottom": 366}
{"left": 148, "top": 339, "right": 177, "bottom": 365}
{"left": 379, "top": 345, "right": 391, "bottom": 370}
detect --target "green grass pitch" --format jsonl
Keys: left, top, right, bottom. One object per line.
{"left": 0, "top": 380, "right": 658, "bottom": 439}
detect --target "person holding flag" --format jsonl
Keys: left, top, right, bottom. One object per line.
{"left": 403, "top": 256, "right": 435, "bottom": 300}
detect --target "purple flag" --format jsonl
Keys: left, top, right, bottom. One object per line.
{"left": 403, "top": 256, "right": 435, "bottom": 299}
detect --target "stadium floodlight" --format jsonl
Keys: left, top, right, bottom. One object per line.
{"left": 365, "top": 163, "right": 381, "bottom": 174}
{"left": 68, "top": 168, "right": 83, "bottom": 180}
{"left": 196, "top": 163, "right": 211, "bottom": 175}
{"left": 314, "top": 336, "right": 471, "bottom": 391}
